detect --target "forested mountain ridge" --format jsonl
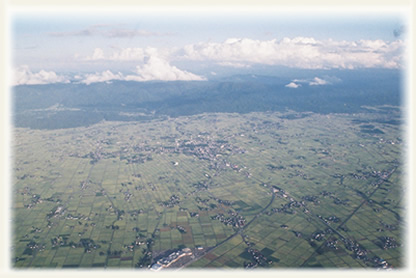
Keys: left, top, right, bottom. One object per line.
{"left": 12, "top": 69, "right": 402, "bottom": 129}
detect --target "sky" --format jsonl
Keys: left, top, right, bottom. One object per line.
{"left": 11, "top": 8, "right": 407, "bottom": 86}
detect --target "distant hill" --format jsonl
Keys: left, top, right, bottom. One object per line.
{"left": 12, "top": 69, "right": 402, "bottom": 129}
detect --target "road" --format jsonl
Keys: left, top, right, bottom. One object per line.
{"left": 177, "top": 185, "right": 276, "bottom": 269}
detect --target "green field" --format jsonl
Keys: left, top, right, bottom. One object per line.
{"left": 12, "top": 108, "right": 405, "bottom": 269}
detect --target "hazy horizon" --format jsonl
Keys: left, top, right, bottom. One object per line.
{"left": 12, "top": 9, "right": 406, "bottom": 86}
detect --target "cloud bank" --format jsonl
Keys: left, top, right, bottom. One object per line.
{"left": 16, "top": 36, "right": 404, "bottom": 85}
{"left": 182, "top": 37, "right": 403, "bottom": 69}
{"left": 81, "top": 70, "right": 124, "bottom": 85}
{"left": 13, "top": 65, "right": 69, "bottom": 85}
{"left": 83, "top": 36, "right": 403, "bottom": 70}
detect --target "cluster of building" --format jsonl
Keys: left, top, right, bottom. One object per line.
{"left": 307, "top": 227, "right": 395, "bottom": 269}
{"left": 46, "top": 205, "right": 67, "bottom": 220}
{"left": 118, "top": 135, "right": 243, "bottom": 168}
{"left": 176, "top": 137, "right": 245, "bottom": 163}
{"left": 79, "top": 238, "right": 100, "bottom": 253}
{"left": 267, "top": 199, "right": 303, "bottom": 216}
{"left": 25, "top": 240, "right": 44, "bottom": 253}
{"left": 128, "top": 209, "right": 144, "bottom": 218}
{"left": 311, "top": 230, "right": 327, "bottom": 242}
{"left": 192, "top": 181, "right": 210, "bottom": 191}
{"left": 349, "top": 168, "right": 394, "bottom": 182}
{"left": 189, "top": 212, "right": 199, "bottom": 218}
{"left": 342, "top": 237, "right": 368, "bottom": 260}
{"left": 320, "top": 190, "right": 350, "bottom": 206}
{"left": 379, "top": 221, "right": 397, "bottom": 231}
{"left": 50, "top": 235, "right": 68, "bottom": 248}
{"left": 243, "top": 248, "right": 273, "bottom": 268}
{"left": 212, "top": 212, "right": 246, "bottom": 228}
{"left": 322, "top": 215, "right": 341, "bottom": 224}
{"left": 325, "top": 238, "right": 339, "bottom": 250}
{"left": 192, "top": 195, "right": 233, "bottom": 212}
{"left": 332, "top": 196, "right": 350, "bottom": 206}
{"left": 380, "top": 236, "right": 399, "bottom": 250}
{"left": 81, "top": 150, "right": 102, "bottom": 165}
{"left": 150, "top": 248, "right": 193, "bottom": 271}
{"left": 123, "top": 189, "right": 133, "bottom": 202}
{"left": 177, "top": 225, "right": 187, "bottom": 234}
{"left": 342, "top": 236, "right": 394, "bottom": 268}
{"left": 30, "top": 226, "right": 42, "bottom": 233}
{"left": 160, "top": 194, "right": 180, "bottom": 208}
{"left": 50, "top": 236, "right": 100, "bottom": 253}
{"left": 371, "top": 256, "right": 392, "bottom": 269}
{"left": 124, "top": 236, "right": 147, "bottom": 252}
{"left": 302, "top": 195, "right": 320, "bottom": 204}
{"left": 24, "top": 194, "right": 43, "bottom": 210}
{"left": 350, "top": 172, "right": 368, "bottom": 180}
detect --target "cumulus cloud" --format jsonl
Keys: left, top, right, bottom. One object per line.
{"left": 309, "top": 77, "right": 328, "bottom": 86}
{"left": 13, "top": 65, "right": 70, "bottom": 85}
{"left": 182, "top": 37, "right": 404, "bottom": 69}
{"left": 86, "top": 48, "right": 105, "bottom": 60}
{"left": 287, "top": 76, "right": 341, "bottom": 88}
{"left": 75, "top": 36, "right": 403, "bottom": 84}
{"left": 83, "top": 37, "right": 403, "bottom": 70}
{"left": 285, "top": 82, "right": 301, "bottom": 88}
{"left": 85, "top": 47, "right": 145, "bottom": 61}
{"left": 125, "top": 55, "right": 206, "bottom": 82}
{"left": 79, "top": 55, "right": 205, "bottom": 84}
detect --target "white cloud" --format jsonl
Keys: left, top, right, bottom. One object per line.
{"left": 182, "top": 37, "right": 404, "bottom": 69}
{"left": 82, "top": 37, "right": 403, "bottom": 70}
{"left": 309, "top": 77, "right": 328, "bottom": 86}
{"left": 85, "top": 47, "right": 145, "bottom": 61}
{"left": 285, "top": 82, "right": 301, "bottom": 88}
{"left": 74, "top": 36, "right": 403, "bottom": 83}
{"left": 289, "top": 76, "right": 340, "bottom": 87}
{"left": 13, "top": 65, "right": 70, "bottom": 85}
{"left": 80, "top": 70, "right": 124, "bottom": 85}
{"left": 125, "top": 55, "right": 206, "bottom": 82}
{"left": 87, "top": 48, "right": 105, "bottom": 60}
{"left": 79, "top": 55, "right": 205, "bottom": 84}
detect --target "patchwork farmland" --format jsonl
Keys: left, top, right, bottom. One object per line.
{"left": 12, "top": 108, "right": 404, "bottom": 269}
